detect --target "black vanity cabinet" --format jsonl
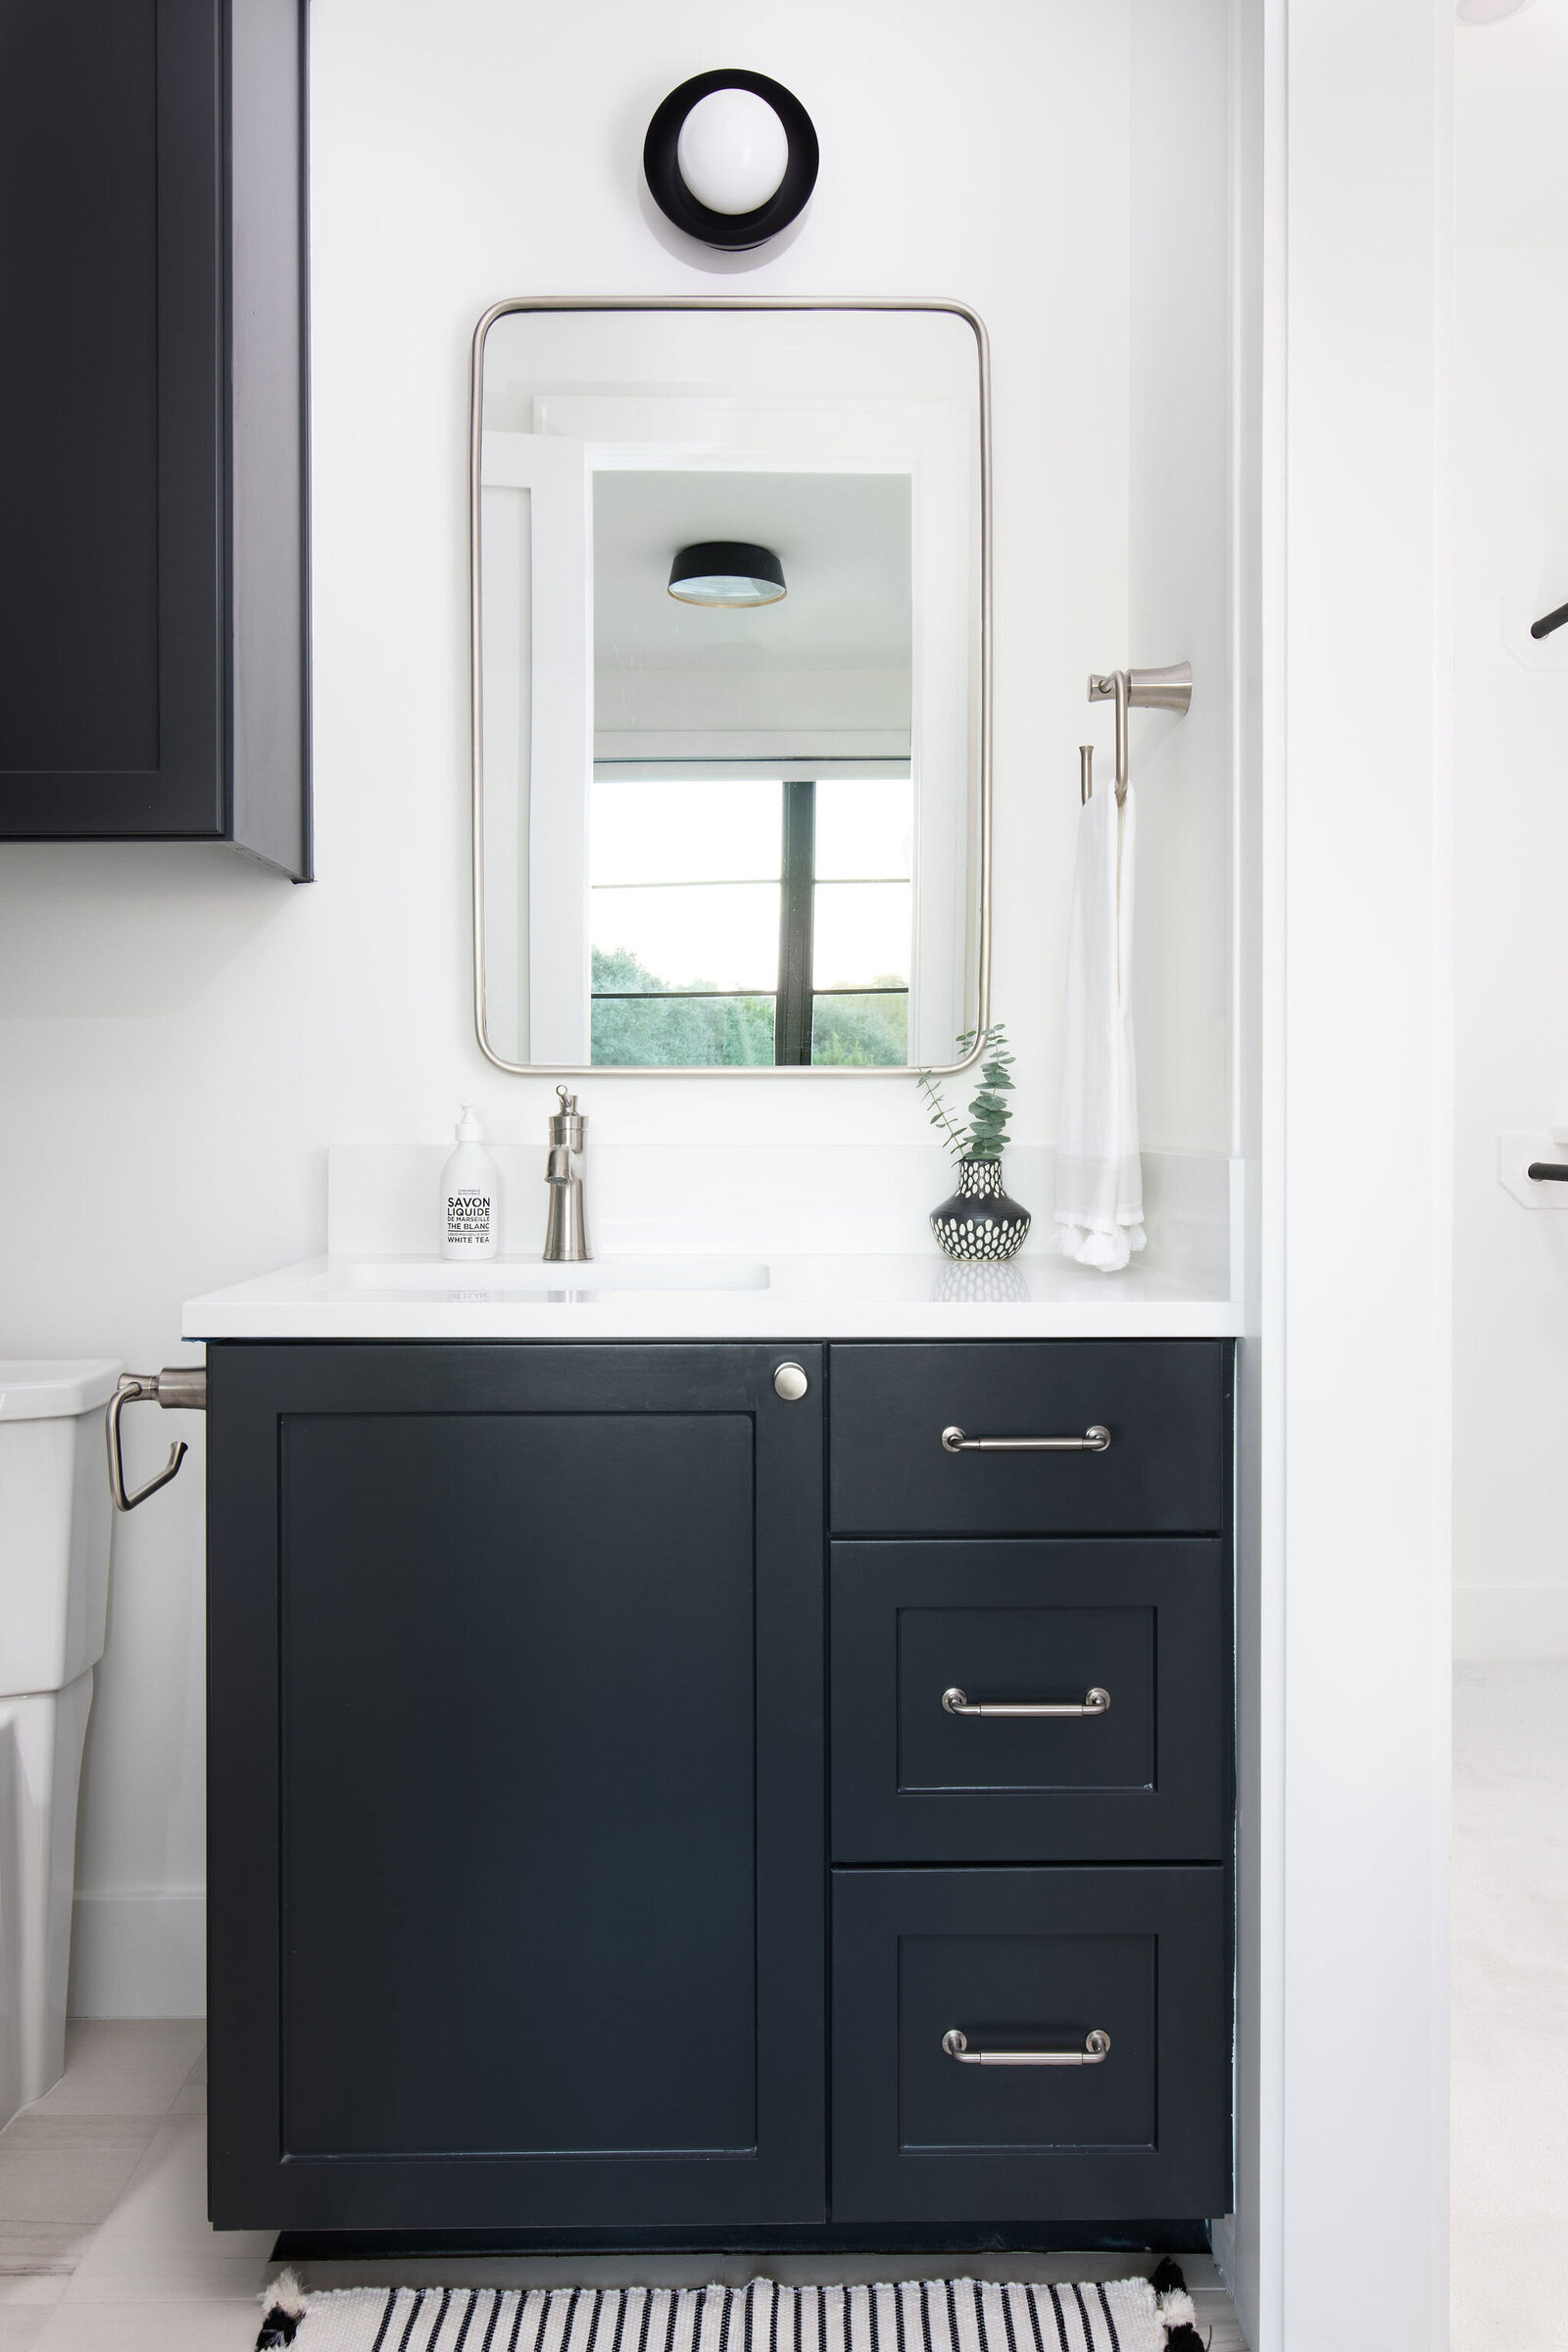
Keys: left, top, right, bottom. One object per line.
{"left": 0, "top": 0, "right": 309, "bottom": 872}
{"left": 206, "top": 1338, "right": 1233, "bottom": 2246}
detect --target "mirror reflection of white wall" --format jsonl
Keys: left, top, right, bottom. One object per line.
{"left": 475, "top": 307, "right": 984, "bottom": 1072}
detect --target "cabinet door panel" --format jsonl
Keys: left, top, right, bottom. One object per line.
{"left": 831, "top": 1541, "right": 1231, "bottom": 1861}
{"left": 209, "top": 1343, "right": 825, "bottom": 2232}
{"left": 0, "top": 0, "right": 220, "bottom": 831}
{"left": 831, "top": 1866, "right": 1231, "bottom": 2224}
{"left": 281, "top": 1411, "right": 757, "bottom": 2160}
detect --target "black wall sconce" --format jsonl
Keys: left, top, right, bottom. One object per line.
{"left": 644, "top": 70, "right": 818, "bottom": 252}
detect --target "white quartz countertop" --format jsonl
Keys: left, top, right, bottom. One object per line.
{"left": 181, "top": 1250, "right": 1243, "bottom": 1341}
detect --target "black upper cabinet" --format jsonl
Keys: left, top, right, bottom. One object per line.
{"left": 0, "top": 0, "right": 309, "bottom": 874}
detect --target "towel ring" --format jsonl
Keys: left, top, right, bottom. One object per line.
{"left": 1085, "top": 662, "right": 1194, "bottom": 803}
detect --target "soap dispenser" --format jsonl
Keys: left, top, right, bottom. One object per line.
{"left": 441, "top": 1105, "right": 500, "bottom": 1260}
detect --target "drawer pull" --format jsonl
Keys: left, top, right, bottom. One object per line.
{"left": 942, "top": 1685, "right": 1110, "bottom": 1719}
{"left": 940, "top": 1423, "right": 1111, "bottom": 1454}
{"left": 942, "top": 2027, "right": 1111, "bottom": 2068}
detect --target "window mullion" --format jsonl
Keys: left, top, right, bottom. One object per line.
{"left": 775, "top": 778, "right": 816, "bottom": 1065}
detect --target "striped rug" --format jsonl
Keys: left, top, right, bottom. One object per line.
{"left": 256, "top": 2273, "right": 1204, "bottom": 2352}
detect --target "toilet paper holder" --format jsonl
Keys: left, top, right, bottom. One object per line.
{"left": 107, "top": 1366, "right": 207, "bottom": 1512}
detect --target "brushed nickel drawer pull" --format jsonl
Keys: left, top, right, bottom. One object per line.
{"left": 942, "top": 2027, "right": 1111, "bottom": 2068}
{"left": 942, "top": 1686, "right": 1110, "bottom": 1719}
{"left": 940, "top": 1423, "right": 1110, "bottom": 1454}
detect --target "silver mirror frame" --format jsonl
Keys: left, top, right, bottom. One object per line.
{"left": 469, "top": 296, "right": 993, "bottom": 1078}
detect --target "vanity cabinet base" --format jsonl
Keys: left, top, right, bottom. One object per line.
{"left": 206, "top": 1338, "right": 1233, "bottom": 2241}
{"left": 272, "top": 2220, "right": 1216, "bottom": 2260}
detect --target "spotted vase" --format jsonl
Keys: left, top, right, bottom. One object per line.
{"left": 930, "top": 1156, "right": 1032, "bottom": 1262}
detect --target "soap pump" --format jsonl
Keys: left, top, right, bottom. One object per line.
{"left": 440, "top": 1104, "right": 500, "bottom": 1260}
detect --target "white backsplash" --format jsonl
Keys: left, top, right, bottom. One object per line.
{"left": 328, "top": 1140, "right": 1239, "bottom": 1276}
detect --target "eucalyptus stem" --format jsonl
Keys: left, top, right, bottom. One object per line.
{"left": 917, "top": 1065, "right": 971, "bottom": 1160}
{"left": 916, "top": 1023, "right": 1014, "bottom": 1164}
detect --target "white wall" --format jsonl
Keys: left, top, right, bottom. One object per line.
{"left": 1128, "top": 0, "right": 1236, "bottom": 1159}
{"left": 1451, "top": 0, "right": 1568, "bottom": 1661}
{"left": 1255, "top": 2, "right": 1451, "bottom": 2345}
{"left": 0, "top": 0, "right": 1238, "bottom": 2017}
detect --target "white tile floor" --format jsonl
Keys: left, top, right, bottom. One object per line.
{"left": 0, "top": 2023, "right": 1245, "bottom": 2352}
{"left": 1451, "top": 1660, "right": 1568, "bottom": 2351}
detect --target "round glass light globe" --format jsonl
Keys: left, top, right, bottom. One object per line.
{"left": 676, "top": 88, "right": 790, "bottom": 216}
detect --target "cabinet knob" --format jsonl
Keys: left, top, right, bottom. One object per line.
{"left": 773, "top": 1362, "right": 809, "bottom": 1401}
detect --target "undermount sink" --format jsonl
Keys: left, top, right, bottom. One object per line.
{"left": 343, "top": 1255, "right": 770, "bottom": 1295}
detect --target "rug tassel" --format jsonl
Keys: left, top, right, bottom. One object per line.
{"left": 257, "top": 2268, "right": 308, "bottom": 2350}
{"left": 1146, "top": 2259, "right": 1208, "bottom": 2350}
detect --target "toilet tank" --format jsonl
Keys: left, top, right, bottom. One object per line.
{"left": 0, "top": 1362, "right": 122, "bottom": 1697}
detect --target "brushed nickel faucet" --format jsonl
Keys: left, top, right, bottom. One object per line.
{"left": 543, "top": 1087, "right": 591, "bottom": 1261}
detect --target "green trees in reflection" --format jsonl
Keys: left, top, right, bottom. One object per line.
{"left": 590, "top": 949, "right": 907, "bottom": 1067}
{"left": 808, "top": 993, "right": 907, "bottom": 1067}
{"left": 590, "top": 948, "right": 774, "bottom": 1066}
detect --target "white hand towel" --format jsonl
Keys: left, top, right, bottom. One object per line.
{"left": 1054, "top": 780, "right": 1146, "bottom": 1271}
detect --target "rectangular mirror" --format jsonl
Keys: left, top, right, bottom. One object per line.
{"left": 471, "top": 300, "right": 989, "bottom": 1073}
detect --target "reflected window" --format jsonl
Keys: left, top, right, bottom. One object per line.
{"left": 589, "top": 775, "right": 911, "bottom": 1065}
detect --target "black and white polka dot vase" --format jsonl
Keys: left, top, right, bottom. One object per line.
{"left": 930, "top": 1156, "right": 1032, "bottom": 1262}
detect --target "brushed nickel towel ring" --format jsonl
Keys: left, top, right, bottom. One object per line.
{"left": 107, "top": 1367, "right": 207, "bottom": 1512}
{"left": 1084, "top": 661, "right": 1194, "bottom": 803}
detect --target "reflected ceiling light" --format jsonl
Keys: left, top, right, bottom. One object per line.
{"left": 1455, "top": 0, "right": 1531, "bottom": 21}
{"left": 667, "top": 541, "right": 787, "bottom": 608}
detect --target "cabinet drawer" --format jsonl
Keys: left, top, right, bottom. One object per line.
{"left": 828, "top": 1344, "right": 1231, "bottom": 1536}
{"left": 831, "top": 1866, "right": 1231, "bottom": 2223}
{"left": 831, "top": 1541, "right": 1231, "bottom": 1862}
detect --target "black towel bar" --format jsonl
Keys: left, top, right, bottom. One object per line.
{"left": 1527, "top": 1162, "right": 1568, "bottom": 1183}
{"left": 1530, "top": 601, "right": 1568, "bottom": 641}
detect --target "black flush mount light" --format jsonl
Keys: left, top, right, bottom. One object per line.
{"left": 644, "top": 70, "right": 818, "bottom": 252}
{"left": 667, "top": 541, "right": 787, "bottom": 608}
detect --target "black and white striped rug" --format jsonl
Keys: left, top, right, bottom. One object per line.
{"left": 256, "top": 2270, "right": 1204, "bottom": 2352}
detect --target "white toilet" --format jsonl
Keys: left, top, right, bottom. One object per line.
{"left": 0, "top": 1358, "right": 121, "bottom": 2130}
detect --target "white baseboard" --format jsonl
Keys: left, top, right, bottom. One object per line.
{"left": 1454, "top": 1585, "right": 1568, "bottom": 1661}
{"left": 68, "top": 1890, "right": 206, "bottom": 2019}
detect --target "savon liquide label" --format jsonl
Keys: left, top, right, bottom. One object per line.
{"left": 445, "top": 1190, "right": 493, "bottom": 1250}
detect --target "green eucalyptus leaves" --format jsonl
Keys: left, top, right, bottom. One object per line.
{"left": 916, "top": 1024, "right": 1015, "bottom": 1164}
